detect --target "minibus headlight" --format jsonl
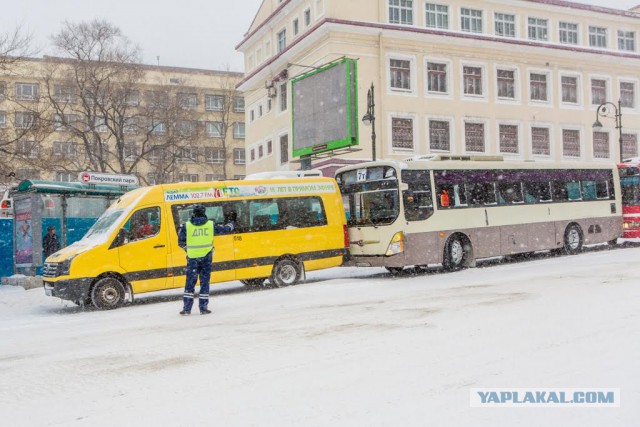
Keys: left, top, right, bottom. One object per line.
{"left": 60, "top": 256, "right": 76, "bottom": 276}
{"left": 385, "top": 232, "right": 405, "bottom": 256}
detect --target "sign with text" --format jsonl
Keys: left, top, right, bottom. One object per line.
{"left": 78, "top": 172, "right": 139, "bottom": 186}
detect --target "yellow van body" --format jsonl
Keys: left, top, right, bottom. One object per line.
{"left": 43, "top": 178, "right": 348, "bottom": 308}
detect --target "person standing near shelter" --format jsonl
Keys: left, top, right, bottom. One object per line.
{"left": 177, "top": 204, "right": 234, "bottom": 315}
{"left": 43, "top": 226, "right": 60, "bottom": 258}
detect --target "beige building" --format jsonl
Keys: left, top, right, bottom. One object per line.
{"left": 237, "top": 0, "right": 640, "bottom": 176}
{"left": 0, "top": 57, "right": 246, "bottom": 188}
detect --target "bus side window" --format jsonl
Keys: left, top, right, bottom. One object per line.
{"left": 469, "top": 182, "right": 497, "bottom": 205}
{"left": 403, "top": 189, "right": 433, "bottom": 221}
{"left": 498, "top": 182, "right": 524, "bottom": 204}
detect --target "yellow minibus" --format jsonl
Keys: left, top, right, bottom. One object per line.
{"left": 43, "top": 177, "right": 348, "bottom": 309}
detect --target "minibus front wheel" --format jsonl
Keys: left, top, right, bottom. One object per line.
{"left": 270, "top": 258, "right": 303, "bottom": 287}
{"left": 91, "top": 277, "right": 126, "bottom": 309}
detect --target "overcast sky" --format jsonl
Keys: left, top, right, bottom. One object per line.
{"left": 1, "top": 0, "right": 638, "bottom": 73}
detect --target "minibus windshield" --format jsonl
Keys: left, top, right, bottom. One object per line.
{"left": 84, "top": 209, "right": 125, "bottom": 239}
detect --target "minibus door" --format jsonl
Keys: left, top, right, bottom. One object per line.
{"left": 116, "top": 206, "right": 169, "bottom": 293}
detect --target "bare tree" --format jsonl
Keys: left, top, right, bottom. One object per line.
{"left": 0, "top": 26, "right": 34, "bottom": 72}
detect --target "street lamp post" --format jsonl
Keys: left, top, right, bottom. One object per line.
{"left": 362, "top": 83, "right": 376, "bottom": 161}
{"left": 592, "top": 100, "right": 623, "bottom": 163}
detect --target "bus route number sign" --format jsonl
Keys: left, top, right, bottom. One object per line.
{"left": 357, "top": 169, "right": 367, "bottom": 182}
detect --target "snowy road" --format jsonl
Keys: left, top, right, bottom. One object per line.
{"left": 1, "top": 245, "right": 639, "bottom": 426}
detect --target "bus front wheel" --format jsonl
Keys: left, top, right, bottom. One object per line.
{"left": 270, "top": 258, "right": 302, "bottom": 287}
{"left": 563, "top": 224, "right": 583, "bottom": 255}
{"left": 91, "top": 277, "right": 126, "bottom": 309}
{"left": 443, "top": 235, "right": 470, "bottom": 271}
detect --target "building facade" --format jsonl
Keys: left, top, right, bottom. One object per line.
{"left": 0, "top": 57, "right": 246, "bottom": 188}
{"left": 237, "top": 0, "right": 640, "bottom": 175}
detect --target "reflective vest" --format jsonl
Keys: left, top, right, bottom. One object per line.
{"left": 185, "top": 220, "right": 214, "bottom": 258}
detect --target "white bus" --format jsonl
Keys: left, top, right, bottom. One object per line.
{"left": 335, "top": 155, "right": 622, "bottom": 273}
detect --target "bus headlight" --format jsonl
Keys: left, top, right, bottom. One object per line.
{"left": 624, "top": 220, "right": 640, "bottom": 230}
{"left": 385, "top": 232, "right": 405, "bottom": 256}
{"left": 60, "top": 256, "right": 76, "bottom": 276}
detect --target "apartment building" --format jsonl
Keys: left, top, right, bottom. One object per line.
{"left": 0, "top": 57, "right": 246, "bottom": 187}
{"left": 237, "top": 0, "right": 640, "bottom": 175}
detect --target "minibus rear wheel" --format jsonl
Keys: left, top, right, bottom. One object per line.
{"left": 91, "top": 277, "right": 126, "bottom": 309}
{"left": 270, "top": 258, "right": 302, "bottom": 287}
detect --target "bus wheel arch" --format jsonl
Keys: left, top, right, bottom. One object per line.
{"left": 563, "top": 223, "right": 584, "bottom": 255}
{"left": 443, "top": 233, "right": 473, "bottom": 270}
{"left": 89, "top": 273, "right": 130, "bottom": 309}
{"left": 270, "top": 256, "right": 304, "bottom": 287}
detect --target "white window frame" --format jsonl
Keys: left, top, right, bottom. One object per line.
{"left": 424, "top": 57, "right": 451, "bottom": 99}
{"left": 494, "top": 12, "right": 516, "bottom": 38}
{"left": 588, "top": 74, "right": 611, "bottom": 108}
{"left": 425, "top": 115, "right": 455, "bottom": 153}
{"left": 205, "top": 147, "right": 225, "bottom": 164}
{"left": 589, "top": 26, "right": 608, "bottom": 48}
{"left": 293, "top": 18, "right": 300, "bottom": 36}
{"left": 618, "top": 30, "right": 636, "bottom": 52}
{"left": 561, "top": 126, "right": 584, "bottom": 160}
{"left": 205, "top": 94, "right": 225, "bottom": 111}
{"left": 0, "top": 111, "right": 6, "bottom": 128}
{"left": 619, "top": 78, "right": 639, "bottom": 111}
{"left": 233, "top": 122, "right": 245, "bottom": 139}
{"left": 530, "top": 123, "right": 554, "bottom": 160}
{"left": 494, "top": 65, "right": 520, "bottom": 103}
{"left": 460, "top": 62, "right": 487, "bottom": 101}
{"left": 591, "top": 129, "right": 612, "bottom": 161}
{"left": 463, "top": 119, "right": 488, "bottom": 154}
{"left": 527, "top": 69, "right": 552, "bottom": 106}
{"left": 206, "top": 121, "right": 223, "bottom": 137}
{"left": 304, "top": 7, "right": 311, "bottom": 27}
{"left": 460, "top": 7, "right": 483, "bottom": 34}
{"left": 388, "top": 112, "right": 417, "bottom": 153}
{"left": 277, "top": 28, "right": 287, "bottom": 53}
{"left": 388, "top": 0, "right": 414, "bottom": 25}
{"left": 425, "top": 3, "right": 449, "bottom": 30}
{"left": 15, "top": 83, "right": 39, "bottom": 101}
{"left": 497, "top": 121, "right": 523, "bottom": 158}
{"left": 559, "top": 72, "right": 582, "bottom": 108}
{"left": 527, "top": 17, "right": 549, "bottom": 41}
{"left": 387, "top": 54, "right": 417, "bottom": 96}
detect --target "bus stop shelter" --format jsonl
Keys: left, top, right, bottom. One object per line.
{"left": 9, "top": 180, "right": 136, "bottom": 275}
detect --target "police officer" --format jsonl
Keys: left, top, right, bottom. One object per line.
{"left": 178, "top": 204, "right": 234, "bottom": 315}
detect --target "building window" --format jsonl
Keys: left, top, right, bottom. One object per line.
{"left": 591, "top": 79, "right": 607, "bottom": 105}
{"left": 177, "top": 93, "right": 197, "bottom": 109}
{"left": 622, "top": 133, "right": 638, "bottom": 159}
{"left": 250, "top": 148, "right": 256, "bottom": 162}
{"left": 561, "top": 76, "right": 578, "bottom": 103}
{"left": 530, "top": 73, "right": 548, "bottom": 101}
{"left": 177, "top": 146, "right": 198, "bottom": 163}
{"left": 250, "top": 110, "right": 255, "bottom": 122}
{"left": 279, "top": 82, "right": 288, "bottom": 111}
{"left": 499, "top": 124, "right": 518, "bottom": 153}
{"left": 234, "top": 148, "right": 246, "bottom": 165}
{"left": 0, "top": 111, "right": 6, "bottom": 128}
{"left": 559, "top": 22, "right": 578, "bottom": 45}
{"left": 391, "top": 117, "right": 414, "bottom": 149}
{"left": 15, "top": 83, "right": 39, "bottom": 101}
{"left": 277, "top": 28, "right": 287, "bottom": 53}
{"left": 280, "top": 134, "right": 289, "bottom": 164}
{"left": 531, "top": 127, "right": 550, "bottom": 155}
{"left": 151, "top": 120, "right": 166, "bottom": 135}
{"left": 16, "top": 140, "right": 39, "bottom": 159}
{"left": 147, "top": 173, "right": 158, "bottom": 185}
{"left": 589, "top": 26, "right": 607, "bottom": 48}
{"left": 258, "top": 105, "right": 263, "bottom": 117}
{"left": 426, "top": 3, "right": 448, "bottom": 29}
{"left": 267, "top": 139, "right": 273, "bottom": 155}
{"left": 53, "top": 141, "right": 77, "bottom": 156}
{"left": 123, "top": 144, "right": 138, "bottom": 161}
{"left": 177, "top": 120, "right": 196, "bottom": 137}
{"left": 0, "top": 81, "right": 5, "bottom": 100}
{"left": 621, "top": 82, "right": 635, "bottom": 108}
{"left": 494, "top": 13, "right": 515, "bottom": 37}
{"left": 429, "top": 120, "right": 450, "bottom": 151}
{"left": 562, "top": 129, "right": 581, "bottom": 157}
{"left": 205, "top": 174, "right": 225, "bottom": 181}
{"left": 126, "top": 91, "right": 140, "bottom": 106}
{"left": 149, "top": 145, "right": 165, "bottom": 161}
{"left": 233, "top": 122, "right": 245, "bottom": 139}
{"left": 206, "top": 121, "right": 222, "bottom": 137}
{"left": 618, "top": 30, "right": 636, "bottom": 51}
{"left": 55, "top": 171, "right": 75, "bottom": 182}
{"left": 123, "top": 117, "right": 138, "bottom": 134}
{"left": 497, "top": 69, "right": 515, "bottom": 99}
{"left": 390, "top": 59, "right": 411, "bottom": 90}
{"left": 593, "top": 131, "right": 610, "bottom": 159}
{"left": 258, "top": 145, "right": 264, "bottom": 158}
{"left": 53, "top": 85, "right": 76, "bottom": 103}
{"left": 293, "top": 18, "right": 299, "bottom": 36}
{"left": 426, "top": 62, "right": 447, "bottom": 93}
{"left": 178, "top": 173, "right": 199, "bottom": 182}
{"left": 528, "top": 17, "right": 548, "bottom": 41}
{"left": 15, "top": 111, "right": 37, "bottom": 129}
{"left": 461, "top": 8, "right": 482, "bottom": 33}
{"left": 389, "top": 0, "right": 413, "bottom": 25}
{"left": 304, "top": 8, "right": 311, "bottom": 26}
{"left": 205, "top": 147, "right": 225, "bottom": 164}
{"left": 205, "top": 95, "right": 225, "bottom": 111}
{"left": 233, "top": 96, "right": 245, "bottom": 112}
{"left": 465, "top": 122, "right": 485, "bottom": 152}
{"left": 463, "top": 66, "right": 482, "bottom": 96}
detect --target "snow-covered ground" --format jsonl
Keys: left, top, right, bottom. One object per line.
{"left": 1, "top": 246, "right": 639, "bottom": 426}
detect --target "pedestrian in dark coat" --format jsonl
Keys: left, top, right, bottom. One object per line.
{"left": 43, "top": 226, "right": 60, "bottom": 258}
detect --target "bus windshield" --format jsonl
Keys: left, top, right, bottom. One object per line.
{"left": 336, "top": 166, "right": 400, "bottom": 226}
{"left": 621, "top": 176, "right": 640, "bottom": 205}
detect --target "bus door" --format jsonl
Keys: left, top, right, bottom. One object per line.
{"left": 117, "top": 206, "right": 169, "bottom": 293}
{"left": 167, "top": 202, "right": 237, "bottom": 289}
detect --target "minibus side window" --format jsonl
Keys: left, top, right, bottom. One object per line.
{"left": 277, "top": 197, "right": 327, "bottom": 228}
{"left": 124, "top": 207, "right": 161, "bottom": 242}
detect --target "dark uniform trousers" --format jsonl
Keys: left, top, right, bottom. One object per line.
{"left": 183, "top": 250, "right": 213, "bottom": 312}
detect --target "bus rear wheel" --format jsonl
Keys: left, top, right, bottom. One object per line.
{"left": 91, "top": 277, "right": 126, "bottom": 309}
{"left": 443, "top": 235, "right": 470, "bottom": 271}
{"left": 270, "top": 258, "right": 302, "bottom": 287}
{"left": 563, "top": 224, "right": 583, "bottom": 255}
